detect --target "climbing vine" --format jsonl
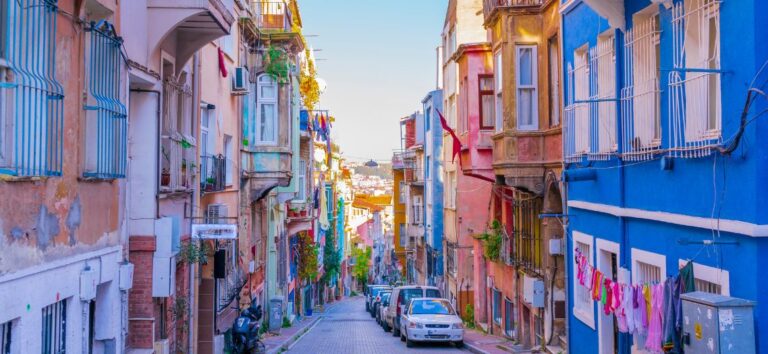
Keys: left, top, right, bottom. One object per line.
{"left": 476, "top": 220, "right": 503, "bottom": 263}
{"left": 178, "top": 241, "right": 211, "bottom": 265}
{"left": 298, "top": 232, "right": 319, "bottom": 283}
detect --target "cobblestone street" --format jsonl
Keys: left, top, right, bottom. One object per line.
{"left": 287, "top": 297, "right": 467, "bottom": 354}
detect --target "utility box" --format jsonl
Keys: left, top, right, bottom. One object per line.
{"left": 681, "top": 291, "right": 755, "bottom": 354}
{"left": 523, "top": 275, "right": 545, "bottom": 308}
{"left": 269, "top": 298, "right": 284, "bottom": 332}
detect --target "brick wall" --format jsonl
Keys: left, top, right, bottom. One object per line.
{"left": 128, "top": 236, "right": 156, "bottom": 349}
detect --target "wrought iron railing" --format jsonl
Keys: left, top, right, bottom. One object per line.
{"left": 201, "top": 155, "right": 227, "bottom": 192}
{"left": 0, "top": 0, "right": 64, "bottom": 177}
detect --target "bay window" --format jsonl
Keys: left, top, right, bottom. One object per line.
{"left": 494, "top": 51, "right": 503, "bottom": 131}
{"left": 516, "top": 45, "right": 538, "bottom": 131}
{"left": 479, "top": 75, "right": 495, "bottom": 130}
{"left": 256, "top": 74, "right": 278, "bottom": 144}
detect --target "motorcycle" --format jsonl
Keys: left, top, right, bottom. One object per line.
{"left": 232, "top": 304, "right": 266, "bottom": 354}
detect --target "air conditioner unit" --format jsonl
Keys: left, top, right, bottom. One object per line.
{"left": 232, "top": 67, "right": 250, "bottom": 92}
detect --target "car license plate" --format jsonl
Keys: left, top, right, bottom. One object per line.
{"left": 428, "top": 330, "right": 434, "bottom": 335}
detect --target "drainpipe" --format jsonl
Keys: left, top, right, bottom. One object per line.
{"left": 189, "top": 51, "right": 202, "bottom": 353}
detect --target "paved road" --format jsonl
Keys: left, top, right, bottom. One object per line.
{"left": 287, "top": 296, "right": 466, "bottom": 354}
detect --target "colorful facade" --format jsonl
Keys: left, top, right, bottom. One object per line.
{"left": 561, "top": 0, "right": 768, "bottom": 353}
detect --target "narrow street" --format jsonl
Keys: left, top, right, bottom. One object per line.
{"left": 287, "top": 297, "right": 467, "bottom": 354}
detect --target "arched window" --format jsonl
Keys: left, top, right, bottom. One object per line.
{"left": 256, "top": 74, "right": 278, "bottom": 144}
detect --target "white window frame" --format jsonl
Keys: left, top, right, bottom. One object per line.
{"left": 572, "top": 231, "right": 595, "bottom": 329}
{"left": 594, "top": 32, "right": 617, "bottom": 156}
{"left": 631, "top": 248, "right": 666, "bottom": 353}
{"left": 494, "top": 51, "right": 504, "bottom": 132}
{"left": 677, "top": 260, "right": 729, "bottom": 296}
{"left": 596, "top": 238, "right": 620, "bottom": 354}
{"left": 573, "top": 45, "right": 590, "bottom": 155}
{"left": 515, "top": 45, "right": 539, "bottom": 131}
{"left": 399, "top": 181, "right": 407, "bottom": 204}
{"left": 295, "top": 159, "right": 307, "bottom": 201}
{"left": 548, "top": 37, "right": 560, "bottom": 127}
{"left": 412, "top": 195, "right": 423, "bottom": 224}
{"left": 0, "top": 319, "right": 16, "bottom": 354}
{"left": 256, "top": 74, "right": 278, "bottom": 145}
{"left": 223, "top": 134, "right": 233, "bottom": 186}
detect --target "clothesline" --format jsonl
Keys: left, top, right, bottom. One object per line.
{"left": 574, "top": 249, "right": 694, "bottom": 353}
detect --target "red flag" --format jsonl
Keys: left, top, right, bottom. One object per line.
{"left": 437, "top": 109, "right": 462, "bottom": 163}
{"left": 218, "top": 48, "right": 228, "bottom": 78}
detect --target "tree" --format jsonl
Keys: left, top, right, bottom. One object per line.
{"left": 322, "top": 222, "right": 341, "bottom": 285}
{"left": 297, "top": 232, "right": 318, "bottom": 283}
{"left": 352, "top": 246, "right": 372, "bottom": 286}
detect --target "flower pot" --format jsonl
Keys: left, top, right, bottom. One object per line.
{"left": 161, "top": 172, "right": 170, "bottom": 186}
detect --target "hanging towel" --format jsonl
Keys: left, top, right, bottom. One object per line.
{"left": 643, "top": 284, "right": 653, "bottom": 325}
{"left": 603, "top": 278, "right": 613, "bottom": 315}
{"left": 624, "top": 284, "right": 636, "bottom": 334}
{"left": 662, "top": 277, "right": 684, "bottom": 353}
{"left": 645, "top": 283, "right": 665, "bottom": 352}
{"left": 679, "top": 261, "right": 695, "bottom": 293}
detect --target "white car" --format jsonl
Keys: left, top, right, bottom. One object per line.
{"left": 399, "top": 298, "right": 464, "bottom": 348}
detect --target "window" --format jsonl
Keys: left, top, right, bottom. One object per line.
{"left": 399, "top": 181, "right": 407, "bottom": 203}
{"left": 82, "top": 21, "right": 128, "bottom": 178}
{"left": 631, "top": 248, "right": 666, "bottom": 352}
{"left": 516, "top": 45, "right": 539, "bottom": 131}
{"left": 504, "top": 297, "right": 515, "bottom": 337}
{"left": 220, "top": 33, "right": 235, "bottom": 58}
{"left": 678, "top": 260, "right": 729, "bottom": 296}
{"left": 224, "top": 135, "right": 233, "bottom": 186}
{"left": 548, "top": 37, "right": 561, "bottom": 127}
{"left": 445, "top": 172, "right": 456, "bottom": 208}
{"left": 448, "top": 95, "right": 457, "bottom": 128}
{"left": 1, "top": 320, "right": 11, "bottom": 354}
{"left": 448, "top": 28, "right": 457, "bottom": 58}
{"left": 161, "top": 62, "right": 195, "bottom": 191}
{"left": 296, "top": 159, "right": 306, "bottom": 201}
{"left": 425, "top": 105, "right": 431, "bottom": 131}
{"left": 513, "top": 195, "right": 543, "bottom": 273}
{"left": 494, "top": 51, "right": 504, "bottom": 131}
{"left": 493, "top": 288, "right": 502, "bottom": 324}
{"left": 0, "top": 0, "right": 64, "bottom": 177}
{"left": 412, "top": 195, "right": 423, "bottom": 224}
{"left": 425, "top": 156, "right": 430, "bottom": 178}
{"left": 669, "top": 0, "right": 722, "bottom": 156}
{"left": 622, "top": 10, "right": 661, "bottom": 160}
{"left": 479, "top": 75, "right": 495, "bottom": 129}
{"left": 399, "top": 223, "right": 406, "bottom": 247}
{"left": 256, "top": 74, "right": 278, "bottom": 144}
{"left": 42, "top": 299, "right": 67, "bottom": 354}
{"left": 565, "top": 46, "right": 590, "bottom": 162}
{"left": 572, "top": 231, "right": 594, "bottom": 329}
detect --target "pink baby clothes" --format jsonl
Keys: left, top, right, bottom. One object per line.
{"left": 644, "top": 283, "right": 664, "bottom": 352}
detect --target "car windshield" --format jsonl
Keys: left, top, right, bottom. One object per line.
{"left": 410, "top": 299, "right": 455, "bottom": 315}
{"left": 371, "top": 287, "right": 386, "bottom": 297}
{"left": 399, "top": 289, "right": 423, "bottom": 306}
{"left": 426, "top": 289, "right": 441, "bottom": 298}
{"left": 381, "top": 293, "right": 391, "bottom": 305}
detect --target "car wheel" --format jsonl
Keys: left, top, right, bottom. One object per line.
{"left": 382, "top": 321, "right": 390, "bottom": 332}
{"left": 392, "top": 326, "right": 399, "bottom": 337}
{"left": 454, "top": 341, "right": 464, "bottom": 348}
{"left": 400, "top": 330, "right": 406, "bottom": 342}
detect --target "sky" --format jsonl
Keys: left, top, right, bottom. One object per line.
{"left": 299, "top": 0, "right": 447, "bottom": 163}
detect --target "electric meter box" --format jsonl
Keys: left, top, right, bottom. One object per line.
{"left": 681, "top": 291, "right": 755, "bottom": 354}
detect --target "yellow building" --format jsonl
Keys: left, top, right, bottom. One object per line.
{"left": 392, "top": 157, "right": 407, "bottom": 277}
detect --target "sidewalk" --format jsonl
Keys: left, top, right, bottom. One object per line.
{"left": 262, "top": 301, "right": 341, "bottom": 354}
{"left": 463, "top": 328, "right": 537, "bottom": 354}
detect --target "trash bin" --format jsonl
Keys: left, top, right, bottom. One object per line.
{"left": 269, "top": 297, "right": 283, "bottom": 332}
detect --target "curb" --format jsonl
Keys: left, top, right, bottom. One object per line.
{"left": 464, "top": 342, "right": 490, "bottom": 354}
{"left": 266, "top": 316, "right": 323, "bottom": 354}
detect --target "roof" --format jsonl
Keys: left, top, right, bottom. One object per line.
{"left": 352, "top": 198, "right": 384, "bottom": 212}
{"left": 356, "top": 194, "right": 392, "bottom": 206}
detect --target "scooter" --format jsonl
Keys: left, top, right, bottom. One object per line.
{"left": 232, "top": 304, "right": 266, "bottom": 354}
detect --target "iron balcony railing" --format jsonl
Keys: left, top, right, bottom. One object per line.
{"left": 251, "top": 0, "right": 293, "bottom": 32}
{"left": 83, "top": 21, "right": 128, "bottom": 179}
{"left": 0, "top": 0, "right": 64, "bottom": 177}
{"left": 200, "top": 155, "right": 226, "bottom": 192}
{"left": 483, "top": 0, "right": 544, "bottom": 19}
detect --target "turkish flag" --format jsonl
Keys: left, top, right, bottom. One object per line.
{"left": 218, "top": 48, "right": 228, "bottom": 78}
{"left": 437, "top": 109, "right": 462, "bottom": 163}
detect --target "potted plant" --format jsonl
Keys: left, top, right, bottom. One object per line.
{"left": 204, "top": 177, "right": 216, "bottom": 192}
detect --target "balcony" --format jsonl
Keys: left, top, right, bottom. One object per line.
{"left": 492, "top": 129, "right": 561, "bottom": 194}
{"left": 483, "top": 0, "right": 545, "bottom": 21}
{"left": 251, "top": 0, "right": 294, "bottom": 32}
{"left": 404, "top": 167, "right": 424, "bottom": 185}
{"left": 200, "top": 155, "right": 227, "bottom": 193}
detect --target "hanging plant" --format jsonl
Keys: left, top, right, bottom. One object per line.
{"left": 299, "top": 48, "right": 321, "bottom": 111}
{"left": 178, "top": 241, "right": 211, "bottom": 265}
{"left": 180, "top": 138, "right": 194, "bottom": 149}
{"left": 475, "top": 220, "right": 503, "bottom": 262}
{"left": 265, "top": 46, "right": 290, "bottom": 84}
{"left": 298, "top": 233, "right": 319, "bottom": 282}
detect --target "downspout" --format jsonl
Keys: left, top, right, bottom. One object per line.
{"left": 189, "top": 50, "right": 201, "bottom": 354}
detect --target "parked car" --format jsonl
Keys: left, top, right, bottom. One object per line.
{"left": 383, "top": 285, "right": 441, "bottom": 337}
{"left": 366, "top": 285, "right": 389, "bottom": 313}
{"left": 376, "top": 292, "right": 391, "bottom": 326}
{"left": 372, "top": 290, "right": 392, "bottom": 319}
{"left": 399, "top": 298, "right": 463, "bottom": 348}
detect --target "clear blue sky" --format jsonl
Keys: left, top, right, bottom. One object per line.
{"left": 299, "top": 0, "right": 447, "bottom": 162}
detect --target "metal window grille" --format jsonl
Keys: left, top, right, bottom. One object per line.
{"left": 0, "top": 0, "right": 64, "bottom": 177}
{"left": 564, "top": 48, "right": 591, "bottom": 162}
{"left": 1, "top": 320, "right": 11, "bottom": 354}
{"left": 622, "top": 14, "right": 662, "bottom": 161}
{"left": 41, "top": 300, "right": 67, "bottom": 354}
{"left": 575, "top": 241, "right": 591, "bottom": 311}
{"left": 513, "top": 195, "right": 543, "bottom": 274}
{"left": 83, "top": 21, "right": 127, "bottom": 178}
{"left": 493, "top": 288, "right": 502, "bottom": 324}
{"left": 504, "top": 297, "right": 515, "bottom": 337}
{"left": 669, "top": 0, "right": 722, "bottom": 158}
{"left": 590, "top": 34, "right": 617, "bottom": 160}
{"left": 161, "top": 78, "right": 194, "bottom": 191}
{"left": 694, "top": 278, "right": 722, "bottom": 295}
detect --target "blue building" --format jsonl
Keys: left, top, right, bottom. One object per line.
{"left": 422, "top": 90, "right": 445, "bottom": 286}
{"left": 561, "top": 0, "right": 768, "bottom": 353}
